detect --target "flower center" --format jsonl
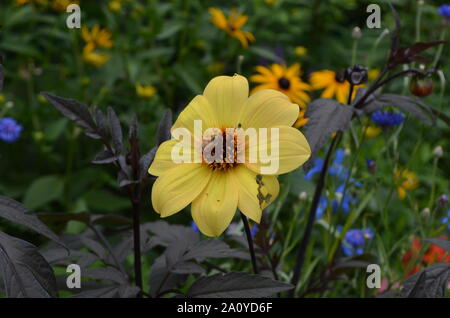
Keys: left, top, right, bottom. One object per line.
{"left": 334, "top": 71, "right": 346, "bottom": 83}
{"left": 227, "top": 23, "right": 237, "bottom": 32}
{"left": 202, "top": 128, "right": 242, "bottom": 171}
{"left": 278, "top": 77, "right": 290, "bottom": 90}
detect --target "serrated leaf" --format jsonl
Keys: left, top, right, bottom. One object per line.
{"left": 92, "top": 149, "right": 118, "bottom": 164}
{"left": 156, "top": 109, "right": 172, "bottom": 146}
{"left": 23, "top": 175, "right": 64, "bottom": 210}
{"left": 41, "top": 92, "right": 99, "bottom": 138}
{"left": 83, "top": 267, "right": 127, "bottom": 285}
{"left": 362, "top": 93, "right": 435, "bottom": 125}
{"left": 0, "top": 196, "right": 66, "bottom": 248}
{"left": 183, "top": 239, "right": 241, "bottom": 261}
{"left": 0, "top": 232, "right": 58, "bottom": 298}
{"left": 303, "top": 98, "right": 354, "bottom": 171}
{"left": 187, "top": 272, "right": 294, "bottom": 298}
{"left": 401, "top": 262, "right": 450, "bottom": 298}
{"left": 139, "top": 147, "right": 157, "bottom": 180}
{"left": 107, "top": 107, "right": 123, "bottom": 155}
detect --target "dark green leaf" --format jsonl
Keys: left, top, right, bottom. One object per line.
{"left": 41, "top": 92, "right": 99, "bottom": 138}
{"left": 107, "top": 107, "right": 123, "bottom": 155}
{"left": 156, "top": 109, "right": 172, "bottom": 146}
{"left": 0, "top": 231, "right": 58, "bottom": 298}
{"left": 187, "top": 272, "right": 293, "bottom": 298}
{"left": 303, "top": 98, "right": 354, "bottom": 171}
{"left": 401, "top": 262, "right": 450, "bottom": 298}
{"left": 23, "top": 175, "right": 64, "bottom": 210}
{"left": 0, "top": 196, "right": 66, "bottom": 248}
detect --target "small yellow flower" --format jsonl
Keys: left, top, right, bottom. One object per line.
{"left": 265, "top": 0, "right": 278, "bottom": 5}
{"left": 250, "top": 63, "right": 311, "bottom": 108}
{"left": 364, "top": 125, "right": 382, "bottom": 139}
{"left": 81, "top": 25, "right": 114, "bottom": 49}
{"left": 395, "top": 169, "right": 419, "bottom": 200}
{"left": 82, "top": 43, "right": 109, "bottom": 68}
{"left": 15, "top": 0, "right": 47, "bottom": 5}
{"left": 108, "top": 0, "right": 122, "bottom": 12}
{"left": 0, "top": 94, "right": 5, "bottom": 104}
{"left": 209, "top": 8, "right": 255, "bottom": 48}
{"left": 294, "top": 46, "right": 308, "bottom": 57}
{"left": 149, "top": 75, "right": 311, "bottom": 236}
{"left": 52, "top": 0, "right": 78, "bottom": 11}
{"left": 136, "top": 84, "right": 157, "bottom": 99}
{"left": 368, "top": 69, "right": 380, "bottom": 82}
{"left": 310, "top": 70, "right": 363, "bottom": 104}
{"left": 207, "top": 62, "right": 225, "bottom": 75}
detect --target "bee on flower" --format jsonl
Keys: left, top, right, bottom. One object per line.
{"left": 209, "top": 8, "right": 255, "bottom": 48}
{"left": 148, "top": 75, "right": 311, "bottom": 236}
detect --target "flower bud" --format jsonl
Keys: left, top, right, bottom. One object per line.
{"left": 433, "top": 146, "right": 443, "bottom": 158}
{"left": 366, "top": 159, "right": 376, "bottom": 175}
{"left": 410, "top": 75, "right": 434, "bottom": 97}
{"left": 421, "top": 207, "right": 431, "bottom": 217}
{"left": 437, "top": 194, "right": 448, "bottom": 208}
{"left": 352, "top": 26, "right": 362, "bottom": 39}
{"left": 345, "top": 64, "right": 368, "bottom": 85}
{"left": 299, "top": 191, "right": 307, "bottom": 201}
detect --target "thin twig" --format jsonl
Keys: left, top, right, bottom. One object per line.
{"left": 288, "top": 133, "right": 340, "bottom": 297}
{"left": 240, "top": 212, "right": 259, "bottom": 274}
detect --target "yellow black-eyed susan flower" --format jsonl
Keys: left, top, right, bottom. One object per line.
{"left": 209, "top": 8, "right": 255, "bottom": 48}
{"left": 250, "top": 63, "right": 311, "bottom": 108}
{"left": 310, "top": 70, "right": 363, "bottom": 104}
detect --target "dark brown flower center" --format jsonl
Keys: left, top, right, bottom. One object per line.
{"left": 278, "top": 77, "right": 290, "bottom": 90}
{"left": 202, "top": 128, "right": 241, "bottom": 171}
{"left": 334, "top": 71, "right": 346, "bottom": 83}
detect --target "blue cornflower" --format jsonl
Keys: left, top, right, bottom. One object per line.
{"left": 250, "top": 224, "right": 259, "bottom": 237}
{"left": 191, "top": 221, "right": 200, "bottom": 233}
{"left": 305, "top": 148, "right": 349, "bottom": 181}
{"left": 304, "top": 158, "right": 324, "bottom": 180}
{"left": 315, "top": 196, "right": 328, "bottom": 219}
{"left": 442, "top": 210, "right": 450, "bottom": 230}
{"left": 371, "top": 110, "right": 405, "bottom": 127}
{"left": 332, "top": 184, "right": 357, "bottom": 214}
{"left": 0, "top": 117, "right": 22, "bottom": 143}
{"left": 438, "top": 5, "right": 450, "bottom": 18}
{"left": 341, "top": 228, "right": 374, "bottom": 256}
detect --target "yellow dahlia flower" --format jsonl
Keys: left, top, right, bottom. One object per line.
{"left": 149, "top": 75, "right": 311, "bottom": 236}
{"left": 209, "top": 8, "right": 255, "bottom": 48}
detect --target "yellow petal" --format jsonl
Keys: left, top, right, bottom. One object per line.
{"left": 336, "top": 83, "right": 349, "bottom": 104}
{"left": 148, "top": 139, "right": 179, "bottom": 177}
{"left": 246, "top": 126, "right": 311, "bottom": 175}
{"left": 152, "top": 164, "right": 211, "bottom": 217}
{"left": 231, "top": 166, "right": 279, "bottom": 222}
{"left": 398, "top": 187, "right": 406, "bottom": 200}
{"left": 208, "top": 8, "right": 227, "bottom": 30}
{"left": 171, "top": 94, "right": 219, "bottom": 134}
{"left": 191, "top": 171, "right": 238, "bottom": 237}
{"left": 239, "top": 89, "right": 299, "bottom": 129}
{"left": 203, "top": 75, "right": 249, "bottom": 128}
